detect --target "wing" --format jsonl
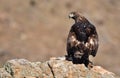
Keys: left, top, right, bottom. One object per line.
{"left": 85, "top": 24, "right": 99, "bottom": 57}
{"left": 67, "top": 28, "right": 80, "bottom": 50}
{"left": 66, "top": 26, "right": 82, "bottom": 57}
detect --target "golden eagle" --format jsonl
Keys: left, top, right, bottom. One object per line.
{"left": 66, "top": 12, "right": 99, "bottom": 68}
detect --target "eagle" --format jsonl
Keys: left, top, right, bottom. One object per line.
{"left": 66, "top": 12, "right": 99, "bottom": 68}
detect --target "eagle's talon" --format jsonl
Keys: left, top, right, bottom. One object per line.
{"left": 88, "top": 61, "right": 94, "bottom": 69}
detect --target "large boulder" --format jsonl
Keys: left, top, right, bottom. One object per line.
{"left": 0, "top": 57, "right": 119, "bottom": 78}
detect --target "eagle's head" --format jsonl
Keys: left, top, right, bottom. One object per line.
{"left": 69, "top": 12, "right": 79, "bottom": 19}
{"left": 69, "top": 11, "right": 85, "bottom": 23}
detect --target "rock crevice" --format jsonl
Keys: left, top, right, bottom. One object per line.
{"left": 47, "top": 62, "right": 55, "bottom": 78}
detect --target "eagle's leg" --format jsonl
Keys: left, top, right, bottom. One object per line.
{"left": 88, "top": 61, "right": 93, "bottom": 69}
{"left": 66, "top": 47, "right": 75, "bottom": 61}
{"left": 81, "top": 52, "right": 93, "bottom": 69}
{"left": 88, "top": 55, "right": 94, "bottom": 69}
{"left": 83, "top": 58, "right": 89, "bottom": 67}
{"left": 84, "top": 58, "right": 93, "bottom": 69}
{"left": 66, "top": 53, "right": 73, "bottom": 61}
{"left": 72, "top": 50, "right": 84, "bottom": 64}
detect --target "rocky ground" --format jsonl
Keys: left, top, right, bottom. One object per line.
{"left": 0, "top": 0, "right": 120, "bottom": 76}
{"left": 0, "top": 57, "right": 119, "bottom": 78}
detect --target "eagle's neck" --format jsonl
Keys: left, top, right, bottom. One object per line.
{"left": 75, "top": 16, "right": 88, "bottom": 23}
{"left": 75, "top": 18, "right": 82, "bottom": 23}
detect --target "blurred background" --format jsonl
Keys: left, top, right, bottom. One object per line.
{"left": 0, "top": 0, "right": 120, "bottom": 76}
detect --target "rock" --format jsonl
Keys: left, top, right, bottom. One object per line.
{"left": 0, "top": 68, "right": 12, "bottom": 78}
{"left": 48, "top": 57, "right": 117, "bottom": 78}
{"left": 0, "top": 57, "right": 119, "bottom": 78}
{"left": 4, "top": 59, "right": 52, "bottom": 78}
